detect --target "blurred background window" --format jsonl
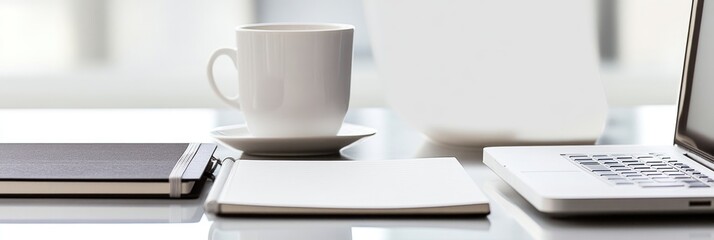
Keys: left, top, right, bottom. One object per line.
{"left": 598, "top": 0, "right": 691, "bottom": 106}
{"left": 0, "top": 0, "right": 692, "bottom": 108}
{"left": 0, "top": 0, "right": 255, "bottom": 108}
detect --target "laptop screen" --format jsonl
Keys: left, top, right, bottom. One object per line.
{"left": 676, "top": 0, "right": 714, "bottom": 160}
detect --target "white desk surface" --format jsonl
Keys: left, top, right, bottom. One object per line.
{"left": 0, "top": 106, "right": 701, "bottom": 240}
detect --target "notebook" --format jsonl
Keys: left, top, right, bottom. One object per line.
{"left": 204, "top": 157, "right": 489, "bottom": 216}
{"left": 0, "top": 143, "right": 216, "bottom": 198}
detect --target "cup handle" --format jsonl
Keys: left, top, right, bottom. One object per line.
{"left": 207, "top": 48, "right": 241, "bottom": 109}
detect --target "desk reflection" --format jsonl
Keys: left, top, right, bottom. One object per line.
{"left": 485, "top": 181, "right": 714, "bottom": 240}
{"left": 209, "top": 217, "right": 491, "bottom": 240}
{"left": 0, "top": 198, "right": 204, "bottom": 224}
{"left": 415, "top": 141, "right": 483, "bottom": 163}
{"left": 0, "top": 182, "right": 211, "bottom": 223}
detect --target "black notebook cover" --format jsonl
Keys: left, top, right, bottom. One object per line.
{"left": 0, "top": 143, "right": 217, "bottom": 198}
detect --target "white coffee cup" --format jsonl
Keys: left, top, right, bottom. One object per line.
{"left": 207, "top": 23, "right": 354, "bottom": 138}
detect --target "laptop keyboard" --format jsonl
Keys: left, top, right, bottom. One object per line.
{"left": 564, "top": 153, "right": 713, "bottom": 188}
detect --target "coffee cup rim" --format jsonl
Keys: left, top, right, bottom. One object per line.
{"left": 236, "top": 23, "right": 354, "bottom": 33}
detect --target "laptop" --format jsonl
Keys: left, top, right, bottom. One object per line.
{"left": 484, "top": 0, "right": 714, "bottom": 215}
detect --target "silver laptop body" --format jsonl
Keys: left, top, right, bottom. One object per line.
{"left": 484, "top": 0, "right": 714, "bottom": 214}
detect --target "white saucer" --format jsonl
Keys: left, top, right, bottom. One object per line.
{"left": 210, "top": 123, "right": 376, "bottom": 156}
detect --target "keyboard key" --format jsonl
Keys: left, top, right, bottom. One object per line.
{"left": 581, "top": 161, "right": 599, "bottom": 165}
{"left": 599, "top": 173, "right": 619, "bottom": 177}
{"left": 689, "top": 185, "right": 710, "bottom": 188}
{"left": 609, "top": 164, "right": 626, "bottom": 168}
{"left": 673, "top": 176, "right": 694, "bottom": 180}
{"left": 573, "top": 158, "right": 593, "bottom": 161}
{"left": 593, "top": 154, "right": 608, "bottom": 157}
{"left": 633, "top": 166, "right": 651, "bottom": 170}
{"left": 568, "top": 154, "right": 588, "bottom": 158}
{"left": 615, "top": 182, "right": 635, "bottom": 185}
{"left": 608, "top": 177, "right": 627, "bottom": 181}
{"left": 688, "top": 183, "right": 710, "bottom": 188}
{"left": 655, "top": 179, "right": 679, "bottom": 184}
{"left": 664, "top": 172, "right": 685, "bottom": 176}
{"left": 621, "top": 160, "right": 638, "bottom": 163}
{"left": 640, "top": 183, "right": 685, "bottom": 188}
{"left": 617, "top": 156, "right": 633, "bottom": 159}
{"left": 638, "top": 156, "right": 654, "bottom": 159}
{"left": 646, "top": 173, "right": 664, "bottom": 176}
{"left": 603, "top": 161, "right": 619, "bottom": 165}
{"left": 614, "top": 168, "right": 632, "bottom": 171}
{"left": 584, "top": 164, "right": 610, "bottom": 171}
